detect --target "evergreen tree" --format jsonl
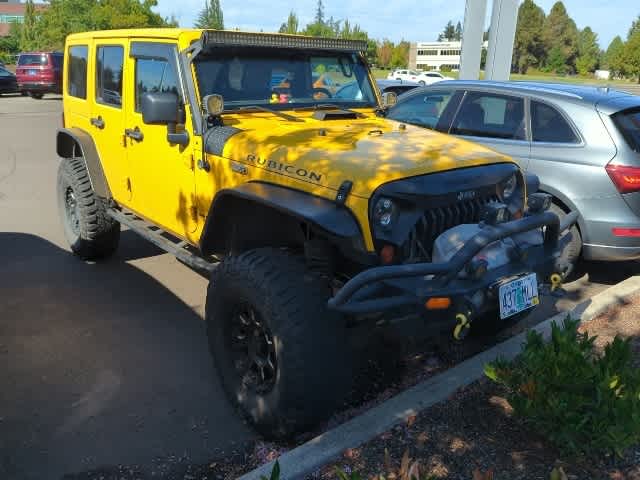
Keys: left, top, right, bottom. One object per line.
{"left": 542, "top": 1, "right": 578, "bottom": 73}
{"left": 576, "top": 26, "right": 600, "bottom": 75}
{"left": 195, "top": 0, "right": 224, "bottom": 30}
{"left": 278, "top": 11, "right": 298, "bottom": 34}
{"left": 513, "top": 0, "right": 546, "bottom": 74}
{"left": 438, "top": 21, "right": 456, "bottom": 42}
{"left": 315, "top": 0, "right": 325, "bottom": 25}
{"left": 455, "top": 21, "right": 462, "bottom": 41}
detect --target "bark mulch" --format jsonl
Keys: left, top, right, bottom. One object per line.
{"left": 315, "top": 296, "right": 640, "bottom": 480}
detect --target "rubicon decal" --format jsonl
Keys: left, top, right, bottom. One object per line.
{"left": 246, "top": 154, "right": 323, "bottom": 183}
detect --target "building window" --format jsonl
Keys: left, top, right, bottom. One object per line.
{"left": 0, "top": 14, "right": 24, "bottom": 23}
{"left": 417, "top": 49, "right": 438, "bottom": 56}
{"left": 440, "top": 49, "right": 461, "bottom": 56}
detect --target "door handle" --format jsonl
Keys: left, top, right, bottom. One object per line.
{"left": 90, "top": 116, "right": 105, "bottom": 129}
{"left": 124, "top": 127, "right": 144, "bottom": 142}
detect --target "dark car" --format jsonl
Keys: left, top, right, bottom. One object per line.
{"left": 0, "top": 66, "right": 18, "bottom": 95}
{"left": 15, "top": 51, "right": 63, "bottom": 99}
{"left": 387, "top": 80, "right": 640, "bottom": 268}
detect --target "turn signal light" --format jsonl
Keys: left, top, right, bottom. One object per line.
{"left": 425, "top": 297, "right": 452, "bottom": 310}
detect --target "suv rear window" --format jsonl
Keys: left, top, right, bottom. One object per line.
{"left": 612, "top": 108, "right": 640, "bottom": 153}
{"left": 18, "top": 54, "right": 48, "bottom": 66}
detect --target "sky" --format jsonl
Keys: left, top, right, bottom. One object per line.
{"left": 155, "top": 0, "right": 637, "bottom": 50}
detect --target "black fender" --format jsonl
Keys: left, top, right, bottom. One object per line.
{"left": 56, "top": 128, "right": 111, "bottom": 199}
{"left": 199, "top": 182, "right": 364, "bottom": 256}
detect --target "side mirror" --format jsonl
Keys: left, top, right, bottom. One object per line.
{"left": 381, "top": 91, "right": 397, "bottom": 109}
{"left": 141, "top": 92, "right": 181, "bottom": 125}
{"left": 203, "top": 94, "right": 224, "bottom": 116}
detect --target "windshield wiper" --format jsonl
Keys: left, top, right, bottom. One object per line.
{"left": 233, "top": 105, "right": 301, "bottom": 122}
{"left": 294, "top": 103, "right": 362, "bottom": 114}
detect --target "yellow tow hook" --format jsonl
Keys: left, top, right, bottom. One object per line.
{"left": 453, "top": 313, "right": 471, "bottom": 341}
{"left": 550, "top": 273, "right": 563, "bottom": 292}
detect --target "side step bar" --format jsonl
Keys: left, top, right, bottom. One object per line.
{"left": 107, "top": 208, "right": 217, "bottom": 274}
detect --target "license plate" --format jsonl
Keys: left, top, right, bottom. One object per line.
{"left": 499, "top": 273, "right": 539, "bottom": 319}
{"left": 28, "top": 70, "right": 37, "bottom": 76}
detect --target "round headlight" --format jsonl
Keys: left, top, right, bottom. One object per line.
{"left": 502, "top": 173, "right": 518, "bottom": 200}
{"left": 373, "top": 197, "right": 396, "bottom": 230}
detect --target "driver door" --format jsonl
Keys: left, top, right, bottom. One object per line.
{"left": 124, "top": 41, "right": 198, "bottom": 238}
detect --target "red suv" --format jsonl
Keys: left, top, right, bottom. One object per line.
{"left": 15, "top": 51, "right": 63, "bottom": 99}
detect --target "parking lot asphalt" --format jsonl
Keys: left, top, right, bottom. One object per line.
{"left": 0, "top": 95, "right": 254, "bottom": 480}
{"left": 1, "top": 94, "right": 640, "bottom": 480}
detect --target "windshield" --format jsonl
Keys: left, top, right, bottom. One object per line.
{"left": 18, "top": 54, "right": 48, "bottom": 66}
{"left": 194, "top": 47, "right": 377, "bottom": 110}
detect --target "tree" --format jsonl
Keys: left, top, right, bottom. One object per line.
{"left": 576, "top": 26, "right": 599, "bottom": 75}
{"left": 195, "top": 0, "right": 224, "bottom": 30}
{"left": 278, "top": 11, "right": 299, "bottom": 34}
{"left": 455, "top": 21, "right": 462, "bottom": 41}
{"left": 512, "top": 0, "right": 546, "bottom": 74}
{"left": 623, "top": 23, "right": 640, "bottom": 83}
{"left": 314, "top": 0, "right": 325, "bottom": 25}
{"left": 32, "top": 0, "right": 174, "bottom": 50}
{"left": 542, "top": 1, "right": 578, "bottom": 73}
{"left": 377, "top": 39, "right": 394, "bottom": 69}
{"left": 438, "top": 21, "right": 456, "bottom": 42}
{"left": 604, "top": 35, "right": 625, "bottom": 76}
{"left": 390, "top": 40, "right": 409, "bottom": 69}
{"left": 20, "top": 0, "right": 39, "bottom": 52}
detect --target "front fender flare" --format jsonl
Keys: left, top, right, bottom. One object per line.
{"left": 199, "top": 182, "right": 364, "bottom": 255}
{"left": 57, "top": 127, "right": 111, "bottom": 199}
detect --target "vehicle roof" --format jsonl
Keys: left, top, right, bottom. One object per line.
{"left": 66, "top": 28, "right": 198, "bottom": 41}
{"left": 19, "top": 51, "right": 63, "bottom": 55}
{"left": 428, "top": 79, "right": 634, "bottom": 105}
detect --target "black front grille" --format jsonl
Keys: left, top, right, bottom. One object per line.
{"left": 403, "top": 194, "right": 499, "bottom": 262}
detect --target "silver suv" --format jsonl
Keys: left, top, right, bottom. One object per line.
{"left": 387, "top": 81, "right": 640, "bottom": 264}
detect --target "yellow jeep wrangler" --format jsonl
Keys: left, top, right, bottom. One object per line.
{"left": 57, "top": 28, "right": 576, "bottom": 438}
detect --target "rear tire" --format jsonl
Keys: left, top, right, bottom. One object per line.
{"left": 30, "top": 93, "right": 44, "bottom": 99}
{"left": 206, "top": 248, "right": 353, "bottom": 439}
{"left": 57, "top": 157, "right": 120, "bottom": 260}
{"left": 550, "top": 203, "right": 582, "bottom": 278}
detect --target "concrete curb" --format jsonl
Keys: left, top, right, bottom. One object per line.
{"left": 238, "top": 275, "right": 640, "bottom": 480}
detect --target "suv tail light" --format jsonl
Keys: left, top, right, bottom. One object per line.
{"left": 605, "top": 164, "right": 640, "bottom": 194}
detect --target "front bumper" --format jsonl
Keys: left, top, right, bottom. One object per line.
{"left": 328, "top": 210, "right": 578, "bottom": 315}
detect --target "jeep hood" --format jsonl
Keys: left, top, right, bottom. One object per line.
{"left": 214, "top": 114, "right": 514, "bottom": 198}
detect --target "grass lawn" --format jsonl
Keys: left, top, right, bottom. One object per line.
{"left": 372, "top": 67, "right": 637, "bottom": 87}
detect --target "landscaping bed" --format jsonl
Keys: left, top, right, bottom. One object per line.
{"left": 317, "top": 295, "right": 640, "bottom": 480}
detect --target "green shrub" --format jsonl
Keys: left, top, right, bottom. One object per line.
{"left": 485, "top": 317, "right": 640, "bottom": 457}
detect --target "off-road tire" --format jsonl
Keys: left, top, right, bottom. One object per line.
{"left": 30, "top": 92, "right": 44, "bottom": 99}
{"left": 57, "top": 157, "right": 120, "bottom": 260}
{"left": 550, "top": 203, "right": 582, "bottom": 278}
{"left": 206, "top": 248, "right": 353, "bottom": 439}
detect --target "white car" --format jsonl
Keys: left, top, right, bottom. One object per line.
{"left": 387, "top": 69, "right": 422, "bottom": 82}
{"left": 417, "top": 71, "right": 450, "bottom": 85}
{"left": 387, "top": 69, "right": 451, "bottom": 86}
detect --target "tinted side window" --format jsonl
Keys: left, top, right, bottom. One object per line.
{"left": 96, "top": 46, "right": 124, "bottom": 107}
{"left": 531, "top": 101, "right": 579, "bottom": 143}
{"left": 67, "top": 46, "right": 88, "bottom": 99}
{"left": 452, "top": 92, "right": 525, "bottom": 140}
{"left": 387, "top": 91, "right": 454, "bottom": 130}
{"left": 135, "top": 58, "right": 179, "bottom": 111}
